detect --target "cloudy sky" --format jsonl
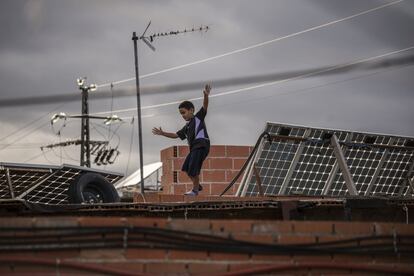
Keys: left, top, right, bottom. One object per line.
{"left": 0, "top": 0, "right": 413, "bottom": 175}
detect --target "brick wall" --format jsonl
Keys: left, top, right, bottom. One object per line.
{"left": 1, "top": 217, "right": 413, "bottom": 275}
{"left": 161, "top": 145, "right": 253, "bottom": 195}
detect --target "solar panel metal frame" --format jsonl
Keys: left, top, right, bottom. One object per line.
{"left": 240, "top": 122, "right": 414, "bottom": 198}
{"left": 0, "top": 162, "right": 123, "bottom": 204}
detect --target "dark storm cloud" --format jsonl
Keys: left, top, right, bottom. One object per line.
{"left": 0, "top": 0, "right": 413, "bottom": 171}
{"left": 1, "top": 52, "right": 413, "bottom": 106}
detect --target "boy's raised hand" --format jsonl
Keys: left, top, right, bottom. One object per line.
{"left": 203, "top": 84, "right": 211, "bottom": 96}
{"left": 152, "top": 127, "right": 163, "bottom": 136}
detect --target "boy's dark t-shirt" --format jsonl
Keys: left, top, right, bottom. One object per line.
{"left": 176, "top": 107, "right": 210, "bottom": 151}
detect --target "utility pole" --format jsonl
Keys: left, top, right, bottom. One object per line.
{"left": 132, "top": 22, "right": 209, "bottom": 195}
{"left": 77, "top": 78, "right": 97, "bottom": 167}
{"left": 43, "top": 78, "right": 122, "bottom": 168}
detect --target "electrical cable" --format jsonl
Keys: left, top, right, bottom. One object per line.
{"left": 0, "top": 121, "right": 51, "bottom": 153}
{"left": 0, "top": 103, "right": 65, "bottom": 143}
{"left": 0, "top": 226, "right": 413, "bottom": 257}
{"left": 23, "top": 148, "right": 53, "bottom": 163}
{"left": 97, "top": 0, "right": 404, "bottom": 88}
{"left": 94, "top": 45, "right": 414, "bottom": 115}
{"left": 0, "top": 256, "right": 141, "bottom": 276}
{"left": 214, "top": 262, "right": 414, "bottom": 276}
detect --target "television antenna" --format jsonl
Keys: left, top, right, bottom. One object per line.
{"left": 132, "top": 21, "right": 209, "bottom": 194}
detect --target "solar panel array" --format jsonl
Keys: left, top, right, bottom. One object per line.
{"left": 0, "top": 163, "right": 123, "bottom": 204}
{"left": 238, "top": 122, "right": 414, "bottom": 197}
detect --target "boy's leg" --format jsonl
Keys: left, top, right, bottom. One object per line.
{"left": 189, "top": 175, "right": 201, "bottom": 191}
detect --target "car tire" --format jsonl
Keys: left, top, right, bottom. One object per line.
{"left": 68, "top": 173, "right": 120, "bottom": 204}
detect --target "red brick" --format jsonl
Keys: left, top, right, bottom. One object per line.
{"left": 178, "top": 146, "right": 189, "bottom": 157}
{"left": 373, "top": 223, "right": 394, "bottom": 235}
{"left": 201, "top": 158, "right": 210, "bottom": 170}
{"left": 210, "top": 183, "right": 230, "bottom": 195}
{"left": 34, "top": 217, "right": 79, "bottom": 228}
{"left": 145, "top": 262, "right": 187, "bottom": 273}
{"left": 161, "top": 173, "right": 173, "bottom": 186}
{"left": 0, "top": 218, "right": 35, "bottom": 228}
{"left": 211, "top": 220, "right": 253, "bottom": 233}
{"left": 167, "top": 219, "right": 211, "bottom": 232}
{"left": 277, "top": 235, "right": 316, "bottom": 244}
{"left": 293, "top": 254, "right": 333, "bottom": 262}
{"left": 250, "top": 254, "right": 293, "bottom": 262}
{"left": 210, "top": 158, "right": 233, "bottom": 170}
{"left": 125, "top": 248, "right": 167, "bottom": 259}
{"left": 188, "top": 263, "right": 228, "bottom": 273}
{"left": 334, "top": 222, "right": 374, "bottom": 236}
{"left": 209, "top": 252, "right": 250, "bottom": 261}
{"left": 80, "top": 249, "right": 124, "bottom": 259}
{"left": 178, "top": 171, "right": 191, "bottom": 183}
{"left": 141, "top": 192, "right": 160, "bottom": 203}
{"left": 160, "top": 194, "right": 184, "bottom": 202}
{"left": 33, "top": 249, "right": 80, "bottom": 259}
{"left": 78, "top": 217, "right": 126, "bottom": 227}
{"left": 318, "top": 235, "right": 358, "bottom": 245}
{"left": 168, "top": 249, "right": 209, "bottom": 260}
{"left": 332, "top": 254, "right": 374, "bottom": 263}
{"left": 161, "top": 146, "right": 174, "bottom": 160}
{"left": 162, "top": 159, "right": 173, "bottom": 174}
{"left": 202, "top": 170, "right": 226, "bottom": 182}
{"left": 252, "top": 221, "right": 293, "bottom": 234}
{"left": 4, "top": 264, "right": 57, "bottom": 273}
{"left": 233, "top": 158, "right": 247, "bottom": 170}
{"left": 226, "top": 170, "right": 242, "bottom": 182}
{"left": 209, "top": 145, "right": 226, "bottom": 157}
{"left": 200, "top": 183, "right": 211, "bottom": 195}
{"left": 232, "top": 233, "right": 275, "bottom": 244}
{"left": 126, "top": 217, "right": 168, "bottom": 228}
{"left": 173, "top": 158, "right": 185, "bottom": 170}
{"left": 394, "top": 224, "right": 414, "bottom": 235}
{"left": 293, "top": 221, "right": 334, "bottom": 234}
{"left": 227, "top": 146, "right": 250, "bottom": 157}
{"left": 172, "top": 184, "right": 187, "bottom": 195}
{"left": 102, "top": 262, "right": 145, "bottom": 273}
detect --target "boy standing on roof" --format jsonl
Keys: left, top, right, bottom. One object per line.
{"left": 152, "top": 84, "right": 211, "bottom": 196}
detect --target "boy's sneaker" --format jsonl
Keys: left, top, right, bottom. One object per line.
{"left": 184, "top": 190, "right": 198, "bottom": 196}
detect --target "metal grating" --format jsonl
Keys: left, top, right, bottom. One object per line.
{"left": 0, "top": 163, "right": 123, "bottom": 204}
{"left": 240, "top": 122, "right": 414, "bottom": 198}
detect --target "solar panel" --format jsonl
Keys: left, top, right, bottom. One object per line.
{"left": 239, "top": 122, "right": 414, "bottom": 197}
{"left": 0, "top": 163, "right": 123, "bottom": 204}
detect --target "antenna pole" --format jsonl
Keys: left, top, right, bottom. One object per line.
{"left": 131, "top": 22, "right": 209, "bottom": 194}
{"left": 132, "top": 31, "right": 145, "bottom": 194}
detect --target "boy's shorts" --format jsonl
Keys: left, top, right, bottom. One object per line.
{"left": 182, "top": 147, "right": 209, "bottom": 177}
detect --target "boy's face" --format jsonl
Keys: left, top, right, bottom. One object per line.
{"left": 179, "top": 107, "right": 194, "bottom": 121}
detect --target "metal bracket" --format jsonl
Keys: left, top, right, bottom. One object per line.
{"left": 330, "top": 134, "right": 357, "bottom": 196}
{"left": 5, "top": 168, "right": 15, "bottom": 199}
{"left": 279, "top": 129, "right": 311, "bottom": 195}
{"left": 252, "top": 163, "right": 264, "bottom": 196}
{"left": 323, "top": 132, "right": 351, "bottom": 195}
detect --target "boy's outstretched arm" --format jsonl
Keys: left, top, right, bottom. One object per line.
{"left": 203, "top": 84, "right": 211, "bottom": 112}
{"left": 152, "top": 127, "right": 178, "bottom": 139}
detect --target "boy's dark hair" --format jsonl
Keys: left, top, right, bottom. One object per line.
{"left": 179, "top": 101, "right": 194, "bottom": 110}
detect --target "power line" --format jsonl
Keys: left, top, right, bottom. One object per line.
{"left": 136, "top": 61, "right": 414, "bottom": 124}
{"left": 93, "top": 45, "right": 414, "bottom": 115}
{"left": 0, "top": 104, "right": 65, "bottom": 143}
{"left": 97, "top": 0, "right": 404, "bottom": 88}
{"left": 0, "top": 120, "right": 51, "bottom": 153}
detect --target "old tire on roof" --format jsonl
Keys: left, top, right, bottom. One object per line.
{"left": 68, "top": 173, "right": 120, "bottom": 204}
